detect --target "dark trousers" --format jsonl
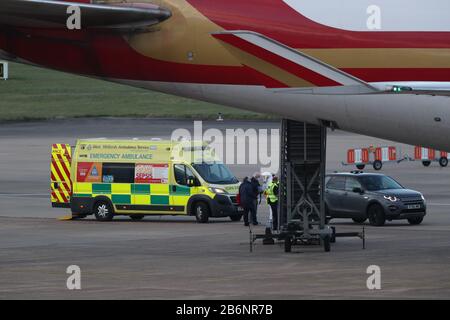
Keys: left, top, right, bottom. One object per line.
{"left": 243, "top": 202, "right": 257, "bottom": 225}
{"left": 269, "top": 201, "right": 278, "bottom": 230}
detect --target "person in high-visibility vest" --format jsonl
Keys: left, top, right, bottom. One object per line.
{"left": 266, "top": 176, "right": 279, "bottom": 230}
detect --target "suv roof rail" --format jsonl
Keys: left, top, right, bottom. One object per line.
{"left": 350, "top": 170, "right": 364, "bottom": 174}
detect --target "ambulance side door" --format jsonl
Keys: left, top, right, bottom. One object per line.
{"left": 171, "top": 164, "right": 194, "bottom": 214}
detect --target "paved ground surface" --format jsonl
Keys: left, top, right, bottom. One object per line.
{"left": 1, "top": 119, "right": 450, "bottom": 299}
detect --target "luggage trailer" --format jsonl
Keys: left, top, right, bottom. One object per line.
{"left": 414, "top": 147, "right": 450, "bottom": 167}
{"left": 251, "top": 120, "right": 365, "bottom": 253}
{"left": 342, "top": 146, "right": 409, "bottom": 171}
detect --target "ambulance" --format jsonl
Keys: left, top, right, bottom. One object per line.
{"left": 50, "top": 140, "right": 242, "bottom": 222}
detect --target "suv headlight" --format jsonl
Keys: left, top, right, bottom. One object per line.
{"left": 421, "top": 194, "right": 426, "bottom": 201}
{"left": 208, "top": 187, "right": 227, "bottom": 194}
{"left": 384, "top": 195, "right": 398, "bottom": 202}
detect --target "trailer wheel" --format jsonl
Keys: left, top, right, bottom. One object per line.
{"left": 284, "top": 236, "right": 292, "bottom": 253}
{"left": 323, "top": 236, "right": 331, "bottom": 252}
{"left": 130, "top": 215, "right": 145, "bottom": 221}
{"left": 373, "top": 160, "right": 383, "bottom": 171}
{"left": 422, "top": 160, "right": 431, "bottom": 167}
{"left": 194, "top": 202, "right": 210, "bottom": 223}
{"left": 356, "top": 164, "right": 365, "bottom": 170}
{"left": 94, "top": 201, "right": 114, "bottom": 222}
{"left": 439, "top": 157, "right": 448, "bottom": 167}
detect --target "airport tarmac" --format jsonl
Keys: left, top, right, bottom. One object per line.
{"left": 1, "top": 118, "right": 450, "bottom": 299}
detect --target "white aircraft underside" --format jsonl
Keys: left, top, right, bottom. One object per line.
{"left": 120, "top": 79, "right": 450, "bottom": 152}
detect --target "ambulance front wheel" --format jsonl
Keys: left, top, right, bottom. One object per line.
{"left": 356, "top": 164, "right": 365, "bottom": 170}
{"left": 439, "top": 157, "right": 448, "bottom": 167}
{"left": 194, "top": 202, "right": 210, "bottom": 223}
{"left": 93, "top": 200, "right": 114, "bottom": 222}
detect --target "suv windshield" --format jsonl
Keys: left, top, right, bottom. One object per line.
{"left": 359, "top": 175, "right": 403, "bottom": 191}
{"left": 192, "top": 163, "right": 238, "bottom": 185}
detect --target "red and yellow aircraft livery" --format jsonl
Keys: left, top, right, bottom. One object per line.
{"left": 1, "top": 0, "right": 450, "bottom": 150}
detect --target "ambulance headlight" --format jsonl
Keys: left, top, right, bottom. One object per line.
{"left": 209, "top": 187, "right": 227, "bottom": 194}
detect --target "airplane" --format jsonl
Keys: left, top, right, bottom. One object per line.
{"left": 1, "top": 0, "right": 450, "bottom": 150}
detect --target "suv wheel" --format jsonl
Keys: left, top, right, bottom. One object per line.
{"left": 94, "top": 201, "right": 114, "bottom": 222}
{"left": 408, "top": 217, "right": 424, "bottom": 225}
{"left": 194, "top": 202, "right": 210, "bottom": 223}
{"left": 368, "top": 204, "right": 386, "bottom": 226}
{"left": 352, "top": 217, "right": 367, "bottom": 224}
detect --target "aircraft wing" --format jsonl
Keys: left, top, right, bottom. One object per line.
{"left": 214, "top": 30, "right": 450, "bottom": 97}
{"left": 0, "top": 0, "right": 171, "bottom": 31}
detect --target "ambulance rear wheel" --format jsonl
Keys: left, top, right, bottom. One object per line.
{"left": 194, "top": 202, "right": 210, "bottom": 223}
{"left": 422, "top": 160, "right": 431, "bottom": 167}
{"left": 373, "top": 160, "right": 383, "bottom": 171}
{"left": 439, "top": 157, "right": 448, "bottom": 167}
{"left": 94, "top": 201, "right": 114, "bottom": 222}
{"left": 356, "top": 164, "right": 365, "bottom": 170}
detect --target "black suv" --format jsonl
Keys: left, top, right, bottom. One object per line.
{"left": 325, "top": 172, "right": 426, "bottom": 226}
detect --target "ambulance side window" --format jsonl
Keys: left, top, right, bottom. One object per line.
{"left": 102, "top": 163, "right": 135, "bottom": 183}
{"left": 174, "top": 164, "right": 195, "bottom": 186}
{"left": 174, "top": 164, "right": 187, "bottom": 185}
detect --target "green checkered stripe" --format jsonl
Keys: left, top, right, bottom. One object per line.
{"left": 72, "top": 183, "right": 191, "bottom": 205}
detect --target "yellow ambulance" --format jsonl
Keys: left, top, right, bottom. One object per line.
{"left": 50, "top": 140, "right": 242, "bottom": 222}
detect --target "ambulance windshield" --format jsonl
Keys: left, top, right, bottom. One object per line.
{"left": 192, "top": 163, "right": 238, "bottom": 185}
